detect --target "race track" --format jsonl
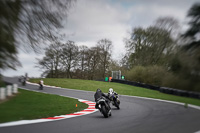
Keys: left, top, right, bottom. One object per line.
{"left": 1, "top": 77, "right": 200, "bottom": 133}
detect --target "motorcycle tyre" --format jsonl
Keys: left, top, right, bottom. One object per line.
{"left": 114, "top": 100, "right": 120, "bottom": 109}
{"left": 101, "top": 105, "right": 108, "bottom": 118}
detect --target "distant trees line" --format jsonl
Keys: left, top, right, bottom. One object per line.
{"left": 36, "top": 3, "right": 200, "bottom": 92}
{"left": 36, "top": 39, "right": 114, "bottom": 80}
{"left": 0, "top": 1, "right": 199, "bottom": 92}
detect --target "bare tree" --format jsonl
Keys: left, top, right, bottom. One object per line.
{"left": 154, "top": 16, "right": 180, "bottom": 36}
{"left": 78, "top": 45, "right": 89, "bottom": 79}
{"left": 85, "top": 46, "right": 101, "bottom": 80}
{"left": 61, "top": 41, "right": 79, "bottom": 78}
{"left": 97, "top": 39, "right": 113, "bottom": 78}
{"left": 36, "top": 39, "right": 114, "bottom": 80}
{"left": 36, "top": 42, "right": 63, "bottom": 78}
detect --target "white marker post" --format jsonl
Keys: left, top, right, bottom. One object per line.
{"left": 0, "top": 88, "right": 6, "bottom": 100}
{"left": 13, "top": 84, "right": 18, "bottom": 93}
{"left": 6, "top": 85, "right": 12, "bottom": 96}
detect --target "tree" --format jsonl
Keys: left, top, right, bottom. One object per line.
{"left": 182, "top": 2, "right": 200, "bottom": 46}
{"left": 97, "top": 39, "right": 113, "bottom": 78}
{"left": 182, "top": 3, "right": 200, "bottom": 74}
{"left": 61, "top": 41, "right": 79, "bottom": 78}
{"left": 36, "top": 42, "right": 63, "bottom": 78}
{"left": 0, "top": 0, "right": 74, "bottom": 73}
{"left": 0, "top": 0, "right": 21, "bottom": 70}
{"left": 85, "top": 46, "right": 101, "bottom": 80}
{"left": 36, "top": 39, "right": 114, "bottom": 80}
{"left": 125, "top": 26, "right": 174, "bottom": 67}
{"left": 154, "top": 16, "right": 180, "bottom": 38}
{"left": 153, "top": 17, "right": 183, "bottom": 73}
{"left": 180, "top": 3, "right": 200, "bottom": 91}
{"left": 78, "top": 45, "right": 89, "bottom": 79}
{"left": 181, "top": 3, "right": 200, "bottom": 75}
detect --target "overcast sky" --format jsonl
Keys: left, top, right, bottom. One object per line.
{"left": 2, "top": 0, "right": 199, "bottom": 78}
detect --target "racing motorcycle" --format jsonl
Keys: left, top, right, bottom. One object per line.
{"left": 39, "top": 84, "right": 43, "bottom": 90}
{"left": 96, "top": 97, "right": 111, "bottom": 118}
{"left": 109, "top": 93, "right": 120, "bottom": 109}
{"left": 38, "top": 82, "right": 43, "bottom": 90}
{"left": 38, "top": 80, "right": 44, "bottom": 90}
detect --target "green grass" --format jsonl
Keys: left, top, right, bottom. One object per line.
{"left": 0, "top": 89, "right": 88, "bottom": 123}
{"left": 30, "top": 78, "right": 200, "bottom": 106}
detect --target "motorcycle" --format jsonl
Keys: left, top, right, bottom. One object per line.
{"left": 39, "top": 83, "right": 43, "bottom": 90}
{"left": 38, "top": 80, "right": 44, "bottom": 90}
{"left": 96, "top": 97, "right": 111, "bottom": 118}
{"left": 21, "top": 78, "right": 26, "bottom": 86}
{"left": 109, "top": 93, "right": 120, "bottom": 109}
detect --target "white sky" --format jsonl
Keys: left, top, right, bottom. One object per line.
{"left": 2, "top": 0, "right": 199, "bottom": 77}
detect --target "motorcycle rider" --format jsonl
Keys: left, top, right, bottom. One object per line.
{"left": 21, "top": 76, "right": 26, "bottom": 86}
{"left": 39, "top": 79, "right": 44, "bottom": 90}
{"left": 94, "top": 88, "right": 111, "bottom": 111}
{"left": 108, "top": 88, "right": 118, "bottom": 99}
{"left": 108, "top": 88, "right": 120, "bottom": 107}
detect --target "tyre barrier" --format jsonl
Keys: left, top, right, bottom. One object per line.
{"left": 159, "top": 87, "right": 200, "bottom": 99}
{"left": 111, "top": 79, "right": 159, "bottom": 91}
{"left": 111, "top": 79, "right": 200, "bottom": 99}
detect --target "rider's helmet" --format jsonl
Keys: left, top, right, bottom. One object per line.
{"left": 97, "top": 88, "right": 102, "bottom": 93}
{"left": 109, "top": 88, "right": 113, "bottom": 94}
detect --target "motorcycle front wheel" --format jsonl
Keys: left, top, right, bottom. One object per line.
{"left": 114, "top": 100, "right": 120, "bottom": 109}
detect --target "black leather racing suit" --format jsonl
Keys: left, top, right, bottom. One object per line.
{"left": 94, "top": 91, "right": 110, "bottom": 109}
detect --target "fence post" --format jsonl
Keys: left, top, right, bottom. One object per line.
{"left": 0, "top": 88, "right": 6, "bottom": 100}
{"left": 13, "top": 84, "right": 18, "bottom": 93}
{"left": 6, "top": 85, "right": 12, "bottom": 96}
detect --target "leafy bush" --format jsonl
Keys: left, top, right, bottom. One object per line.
{"left": 161, "top": 73, "right": 191, "bottom": 90}
{"left": 125, "top": 66, "right": 146, "bottom": 83}
{"left": 126, "top": 65, "right": 167, "bottom": 86}
{"left": 125, "top": 65, "right": 200, "bottom": 92}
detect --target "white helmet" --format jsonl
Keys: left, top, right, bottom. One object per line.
{"left": 109, "top": 88, "right": 113, "bottom": 94}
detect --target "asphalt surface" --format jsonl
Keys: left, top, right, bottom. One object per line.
{"left": 1, "top": 77, "right": 200, "bottom": 133}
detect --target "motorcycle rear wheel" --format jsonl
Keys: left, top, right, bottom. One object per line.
{"left": 101, "top": 105, "right": 108, "bottom": 118}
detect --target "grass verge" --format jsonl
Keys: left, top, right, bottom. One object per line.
{"left": 30, "top": 78, "right": 200, "bottom": 106}
{"left": 0, "top": 89, "right": 88, "bottom": 123}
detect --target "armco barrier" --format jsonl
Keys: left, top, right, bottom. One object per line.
{"left": 111, "top": 79, "right": 200, "bottom": 99}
